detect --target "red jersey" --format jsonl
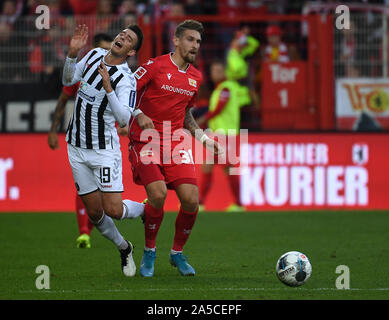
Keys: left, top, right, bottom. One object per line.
{"left": 62, "top": 82, "right": 80, "bottom": 97}
{"left": 264, "top": 43, "right": 290, "bottom": 63}
{"left": 130, "top": 53, "right": 203, "bottom": 145}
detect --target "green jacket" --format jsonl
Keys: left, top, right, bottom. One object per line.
{"left": 208, "top": 80, "right": 251, "bottom": 135}
{"left": 225, "top": 35, "right": 259, "bottom": 81}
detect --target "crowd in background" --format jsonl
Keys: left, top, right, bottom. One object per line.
{"left": 0, "top": 0, "right": 388, "bottom": 83}
{"left": 0, "top": 0, "right": 388, "bottom": 132}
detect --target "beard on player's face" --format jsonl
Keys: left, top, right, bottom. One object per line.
{"left": 176, "top": 31, "right": 200, "bottom": 64}
{"left": 183, "top": 51, "right": 196, "bottom": 63}
{"left": 179, "top": 44, "right": 197, "bottom": 64}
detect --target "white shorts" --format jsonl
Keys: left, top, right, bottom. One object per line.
{"left": 67, "top": 143, "right": 124, "bottom": 195}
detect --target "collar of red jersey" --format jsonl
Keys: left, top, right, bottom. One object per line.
{"left": 169, "top": 52, "right": 190, "bottom": 73}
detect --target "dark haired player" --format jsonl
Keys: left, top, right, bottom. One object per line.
{"left": 62, "top": 24, "right": 153, "bottom": 276}
{"left": 48, "top": 33, "right": 113, "bottom": 249}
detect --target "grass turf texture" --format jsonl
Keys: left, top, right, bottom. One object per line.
{"left": 1, "top": 210, "right": 389, "bottom": 300}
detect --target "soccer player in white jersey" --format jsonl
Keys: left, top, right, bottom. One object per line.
{"left": 62, "top": 24, "right": 154, "bottom": 277}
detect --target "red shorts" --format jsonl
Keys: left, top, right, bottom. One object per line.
{"left": 128, "top": 141, "right": 197, "bottom": 190}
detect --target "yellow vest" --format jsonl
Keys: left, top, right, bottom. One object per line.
{"left": 208, "top": 80, "right": 250, "bottom": 135}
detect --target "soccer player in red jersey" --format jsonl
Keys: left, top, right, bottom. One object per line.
{"left": 129, "top": 20, "right": 223, "bottom": 277}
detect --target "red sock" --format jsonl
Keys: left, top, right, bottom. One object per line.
{"left": 144, "top": 202, "right": 164, "bottom": 249}
{"left": 76, "top": 194, "right": 91, "bottom": 235}
{"left": 199, "top": 171, "right": 213, "bottom": 204}
{"left": 172, "top": 207, "right": 198, "bottom": 251}
{"left": 87, "top": 218, "right": 94, "bottom": 234}
{"left": 227, "top": 172, "right": 241, "bottom": 206}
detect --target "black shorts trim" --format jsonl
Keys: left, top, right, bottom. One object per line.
{"left": 99, "top": 190, "right": 124, "bottom": 193}
{"left": 78, "top": 188, "right": 100, "bottom": 196}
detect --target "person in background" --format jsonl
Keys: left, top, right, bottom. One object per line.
{"left": 196, "top": 60, "right": 250, "bottom": 212}
{"left": 0, "top": 0, "right": 23, "bottom": 27}
{"left": 47, "top": 33, "right": 113, "bottom": 249}
{"left": 225, "top": 26, "right": 259, "bottom": 81}
{"left": 225, "top": 26, "right": 260, "bottom": 130}
{"left": 68, "top": 0, "right": 99, "bottom": 15}
{"left": 339, "top": 20, "right": 359, "bottom": 77}
{"left": 263, "top": 24, "right": 290, "bottom": 63}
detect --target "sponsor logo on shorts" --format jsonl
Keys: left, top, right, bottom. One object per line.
{"left": 101, "top": 185, "right": 112, "bottom": 188}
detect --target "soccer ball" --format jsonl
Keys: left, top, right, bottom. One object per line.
{"left": 275, "top": 251, "right": 312, "bottom": 287}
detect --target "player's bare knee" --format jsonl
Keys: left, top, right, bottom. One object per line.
{"left": 103, "top": 203, "right": 123, "bottom": 220}
{"left": 148, "top": 189, "right": 167, "bottom": 209}
{"left": 180, "top": 194, "right": 199, "bottom": 213}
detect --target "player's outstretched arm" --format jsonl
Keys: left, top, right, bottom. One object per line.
{"left": 184, "top": 107, "right": 223, "bottom": 155}
{"left": 63, "top": 24, "right": 88, "bottom": 86}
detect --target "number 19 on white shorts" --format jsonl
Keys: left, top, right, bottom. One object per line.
{"left": 67, "top": 143, "right": 123, "bottom": 195}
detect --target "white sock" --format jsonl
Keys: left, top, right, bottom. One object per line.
{"left": 121, "top": 199, "right": 145, "bottom": 220}
{"left": 94, "top": 213, "right": 128, "bottom": 250}
{"left": 171, "top": 249, "right": 182, "bottom": 255}
{"left": 144, "top": 246, "right": 156, "bottom": 252}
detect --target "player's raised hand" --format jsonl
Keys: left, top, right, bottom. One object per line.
{"left": 97, "top": 61, "right": 113, "bottom": 93}
{"left": 136, "top": 113, "right": 154, "bottom": 129}
{"left": 68, "top": 24, "right": 88, "bottom": 58}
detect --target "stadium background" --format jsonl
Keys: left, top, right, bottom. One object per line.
{"left": 2, "top": 0, "right": 389, "bottom": 303}
{"left": 0, "top": 0, "right": 388, "bottom": 212}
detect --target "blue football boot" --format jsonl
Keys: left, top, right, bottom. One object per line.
{"left": 169, "top": 252, "right": 195, "bottom": 276}
{"left": 140, "top": 249, "right": 156, "bottom": 277}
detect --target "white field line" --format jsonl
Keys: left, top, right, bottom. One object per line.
{"left": 16, "top": 287, "right": 389, "bottom": 294}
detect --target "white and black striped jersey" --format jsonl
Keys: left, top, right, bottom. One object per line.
{"left": 66, "top": 48, "right": 137, "bottom": 149}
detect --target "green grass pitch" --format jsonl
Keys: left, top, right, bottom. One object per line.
{"left": 1, "top": 210, "right": 389, "bottom": 300}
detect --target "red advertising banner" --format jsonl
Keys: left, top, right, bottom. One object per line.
{"left": 0, "top": 133, "right": 388, "bottom": 212}
{"left": 0, "top": 134, "right": 177, "bottom": 212}
{"left": 240, "top": 133, "right": 388, "bottom": 210}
